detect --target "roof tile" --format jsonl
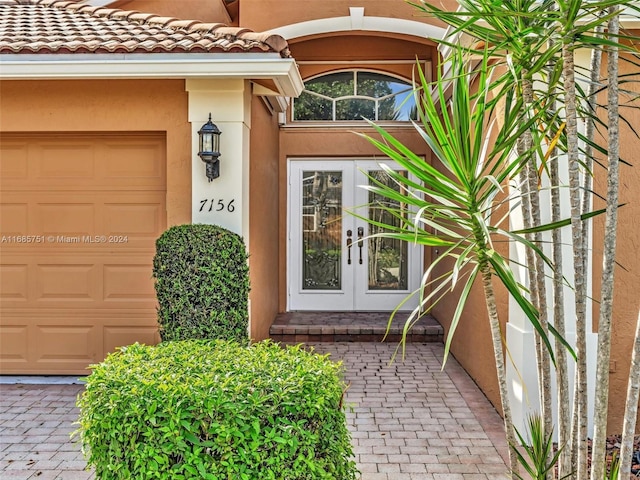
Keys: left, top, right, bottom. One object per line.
{"left": 0, "top": 0, "right": 291, "bottom": 57}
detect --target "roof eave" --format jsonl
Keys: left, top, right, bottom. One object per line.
{"left": 0, "top": 53, "right": 304, "bottom": 98}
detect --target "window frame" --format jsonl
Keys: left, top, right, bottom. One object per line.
{"left": 291, "top": 69, "right": 417, "bottom": 124}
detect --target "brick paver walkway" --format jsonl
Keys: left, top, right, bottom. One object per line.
{"left": 0, "top": 343, "right": 509, "bottom": 479}
{"left": 0, "top": 383, "right": 92, "bottom": 479}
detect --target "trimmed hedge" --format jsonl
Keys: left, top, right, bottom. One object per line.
{"left": 152, "top": 224, "right": 249, "bottom": 342}
{"left": 76, "top": 340, "right": 358, "bottom": 480}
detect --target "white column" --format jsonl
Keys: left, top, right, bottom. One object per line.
{"left": 186, "top": 79, "right": 251, "bottom": 240}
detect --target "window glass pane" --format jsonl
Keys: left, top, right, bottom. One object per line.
{"left": 396, "top": 90, "right": 418, "bottom": 121}
{"left": 294, "top": 92, "right": 333, "bottom": 121}
{"left": 305, "top": 72, "right": 354, "bottom": 98}
{"left": 378, "top": 91, "right": 417, "bottom": 121}
{"left": 378, "top": 96, "right": 400, "bottom": 121}
{"left": 357, "top": 72, "right": 409, "bottom": 98}
{"left": 336, "top": 98, "right": 375, "bottom": 121}
{"left": 294, "top": 71, "right": 416, "bottom": 122}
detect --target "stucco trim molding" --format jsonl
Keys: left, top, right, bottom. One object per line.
{"left": 0, "top": 53, "right": 304, "bottom": 98}
{"left": 267, "top": 8, "right": 446, "bottom": 41}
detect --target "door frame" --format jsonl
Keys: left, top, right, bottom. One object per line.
{"left": 286, "top": 158, "right": 423, "bottom": 311}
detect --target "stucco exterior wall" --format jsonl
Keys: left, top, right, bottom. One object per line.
{"left": 292, "top": 35, "right": 434, "bottom": 64}
{"left": 248, "top": 94, "right": 281, "bottom": 341}
{"left": 592, "top": 49, "right": 640, "bottom": 433}
{"left": 239, "top": 0, "right": 459, "bottom": 32}
{"left": 433, "top": 265, "right": 507, "bottom": 413}
{"left": 293, "top": 35, "right": 435, "bottom": 88}
{"left": 0, "top": 79, "right": 191, "bottom": 226}
{"left": 111, "top": 0, "right": 232, "bottom": 23}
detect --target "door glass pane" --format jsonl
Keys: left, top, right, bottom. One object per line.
{"left": 302, "top": 171, "right": 342, "bottom": 290}
{"left": 367, "top": 170, "right": 408, "bottom": 290}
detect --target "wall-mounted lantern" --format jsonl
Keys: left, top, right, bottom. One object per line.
{"left": 198, "top": 113, "right": 222, "bottom": 182}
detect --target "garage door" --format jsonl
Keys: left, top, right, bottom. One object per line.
{"left": 0, "top": 133, "right": 167, "bottom": 374}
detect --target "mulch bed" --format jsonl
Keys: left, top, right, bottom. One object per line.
{"left": 552, "top": 435, "right": 640, "bottom": 478}
{"left": 602, "top": 434, "right": 640, "bottom": 478}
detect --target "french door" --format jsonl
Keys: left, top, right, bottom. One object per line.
{"left": 288, "top": 160, "right": 421, "bottom": 311}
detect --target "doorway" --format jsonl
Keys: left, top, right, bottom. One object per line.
{"left": 288, "top": 160, "right": 422, "bottom": 311}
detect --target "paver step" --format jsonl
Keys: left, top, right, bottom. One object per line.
{"left": 269, "top": 311, "right": 444, "bottom": 343}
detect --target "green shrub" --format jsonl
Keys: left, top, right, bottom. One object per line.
{"left": 152, "top": 224, "right": 249, "bottom": 342}
{"left": 76, "top": 340, "right": 358, "bottom": 480}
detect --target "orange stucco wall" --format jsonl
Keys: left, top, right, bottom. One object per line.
{"left": 431, "top": 260, "right": 507, "bottom": 414}
{"left": 292, "top": 34, "right": 434, "bottom": 64}
{"left": 249, "top": 94, "right": 281, "bottom": 341}
{"left": 292, "top": 34, "right": 436, "bottom": 90}
{"left": 239, "top": 0, "right": 459, "bottom": 32}
{"left": 112, "top": 0, "right": 232, "bottom": 23}
{"left": 0, "top": 79, "right": 191, "bottom": 226}
{"left": 592, "top": 48, "right": 640, "bottom": 433}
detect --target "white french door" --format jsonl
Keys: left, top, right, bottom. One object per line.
{"left": 288, "top": 160, "right": 421, "bottom": 311}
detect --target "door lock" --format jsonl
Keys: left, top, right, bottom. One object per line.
{"left": 357, "top": 227, "right": 364, "bottom": 264}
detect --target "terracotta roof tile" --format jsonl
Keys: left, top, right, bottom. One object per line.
{"left": 0, "top": 0, "right": 291, "bottom": 57}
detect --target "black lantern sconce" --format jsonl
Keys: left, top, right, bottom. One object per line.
{"left": 198, "top": 113, "right": 222, "bottom": 182}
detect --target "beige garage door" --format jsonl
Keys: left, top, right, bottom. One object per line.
{"left": 0, "top": 133, "right": 167, "bottom": 374}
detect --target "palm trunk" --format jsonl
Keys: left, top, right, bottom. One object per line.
{"left": 518, "top": 75, "right": 553, "bottom": 454}
{"left": 479, "top": 260, "right": 519, "bottom": 477}
{"left": 568, "top": 22, "right": 605, "bottom": 480}
{"left": 549, "top": 116, "right": 572, "bottom": 479}
{"left": 590, "top": 9, "right": 620, "bottom": 480}
{"left": 563, "top": 37, "right": 589, "bottom": 480}
{"left": 580, "top": 23, "right": 604, "bottom": 244}
{"left": 544, "top": 42, "right": 571, "bottom": 479}
{"left": 524, "top": 116, "right": 553, "bottom": 461}
{"left": 620, "top": 311, "right": 640, "bottom": 479}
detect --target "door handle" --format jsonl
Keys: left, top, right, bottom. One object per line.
{"left": 357, "top": 227, "right": 364, "bottom": 264}
{"left": 346, "top": 229, "right": 353, "bottom": 265}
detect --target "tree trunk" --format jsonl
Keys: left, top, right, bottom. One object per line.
{"left": 574, "top": 19, "right": 604, "bottom": 480}
{"left": 563, "top": 38, "right": 589, "bottom": 480}
{"left": 590, "top": 9, "right": 620, "bottom": 480}
{"left": 479, "top": 260, "right": 519, "bottom": 477}
{"left": 580, "top": 23, "right": 604, "bottom": 248}
{"left": 517, "top": 75, "right": 553, "bottom": 456}
{"left": 620, "top": 311, "right": 640, "bottom": 479}
{"left": 548, "top": 114, "right": 572, "bottom": 480}
{"left": 524, "top": 128, "right": 553, "bottom": 462}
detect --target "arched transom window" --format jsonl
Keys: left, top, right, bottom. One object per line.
{"left": 292, "top": 70, "right": 416, "bottom": 122}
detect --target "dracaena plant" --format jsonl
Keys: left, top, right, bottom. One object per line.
{"left": 404, "top": 2, "right": 639, "bottom": 479}
{"left": 512, "top": 413, "right": 570, "bottom": 480}
{"left": 351, "top": 46, "right": 591, "bottom": 476}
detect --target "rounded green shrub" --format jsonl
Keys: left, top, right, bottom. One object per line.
{"left": 152, "top": 224, "right": 249, "bottom": 342}
{"left": 76, "top": 340, "right": 358, "bottom": 480}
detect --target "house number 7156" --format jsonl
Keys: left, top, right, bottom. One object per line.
{"left": 199, "top": 198, "right": 236, "bottom": 213}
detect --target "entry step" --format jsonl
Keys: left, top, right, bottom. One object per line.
{"left": 270, "top": 311, "right": 443, "bottom": 343}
